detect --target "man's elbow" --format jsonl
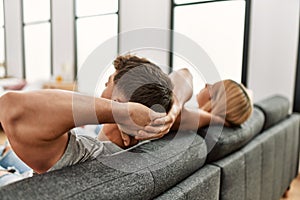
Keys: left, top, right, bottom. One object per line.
{"left": 179, "top": 68, "right": 193, "bottom": 80}
{"left": 0, "top": 92, "right": 25, "bottom": 134}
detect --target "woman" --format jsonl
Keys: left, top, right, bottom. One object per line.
{"left": 197, "top": 79, "right": 253, "bottom": 126}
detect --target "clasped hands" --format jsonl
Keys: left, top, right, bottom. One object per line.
{"left": 116, "top": 96, "right": 227, "bottom": 147}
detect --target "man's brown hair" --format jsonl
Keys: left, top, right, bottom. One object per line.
{"left": 113, "top": 55, "right": 173, "bottom": 113}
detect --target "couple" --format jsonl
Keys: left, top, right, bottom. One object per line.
{"left": 0, "top": 54, "right": 252, "bottom": 186}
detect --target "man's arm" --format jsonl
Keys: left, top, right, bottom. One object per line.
{"left": 0, "top": 90, "right": 164, "bottom": 173}
{"left": 0, "top": 89, "right": 164, "bottom": 138}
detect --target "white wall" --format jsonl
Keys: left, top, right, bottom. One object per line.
{"left": 4, "top": 0, "right": 24, "bottom": 78}
{"left": 119, "top": 0, "right": 171, "bottom": 72}
{"left": 247, "top": 0, "right": 300, "bottom": 106}
{"left": 52, "top": 0, "right": 75, "bottom": 81}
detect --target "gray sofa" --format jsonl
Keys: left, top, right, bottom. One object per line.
{"left": 0, "top": 95, "right": 299, "bottom": 200}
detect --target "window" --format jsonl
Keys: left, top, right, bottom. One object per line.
{"left": 172, "top": 0, "right": 248, "bottom": 92}
{"left": 175, "top": 0, "right": 211, "bottom": 4}
{"left": 23, "top": 0, "right": 51, "bottom": 82}
{"left": 0, "top": 0, "right": 5, "bottom": 77}
{"left": 75, "top": 0, "right": 118, "bottom": 72}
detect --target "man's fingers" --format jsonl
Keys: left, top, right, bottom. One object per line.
{"left": 135, "top": 130, "right": 168, "bottom": 140}
{"left": 134, "top": 131, "right": 158, "bottom": 140}
{"left": 149, "top": 110, "right": 167, "bottom": 121}
{"left": 144, "top": 125, "right": 164, "bottom": 133}
{"left": 152, "top": 118, "right": 165, "bottom": 125}
{"left": 152, "top": 116, "right": 173, "bottom": 125}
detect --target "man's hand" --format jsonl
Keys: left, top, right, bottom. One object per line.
{"left": 114, "top": 101, "right": 167, "bottom": 140}
{"left": 134, "top": 96, "right": 182, "bottom": 140}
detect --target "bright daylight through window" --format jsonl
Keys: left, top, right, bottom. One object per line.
{"left": 76, "top": 0, "right": 118, "bottom": 71}
{"left": 23, "top": 0, "right": 51, "bottom": 82}
{"left": 173, "top": 0, "right": 246, "bottom": 92}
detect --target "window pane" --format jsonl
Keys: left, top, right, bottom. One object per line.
{"left": 24, "top": 23, "right": 51, "bottom": 82}
{"left": 23, "top": 0, "right": 50, "bottom": 23}
{"left": 0, "top": 27, "right": 4, "bottom": 63}
{"left": 0, "top": 0, "right": 4, "bottom": 26}
{"left": 175, "top": 0, "right": 213, "bottom": 5}
{"left": 173, "top": 0, "right": 245, "bottom": 92}
{"left": 76, "top": 0, "right": 118, "bottom": 17}
{"left": 76, "top": 14, "right": 118, "bottom": 70}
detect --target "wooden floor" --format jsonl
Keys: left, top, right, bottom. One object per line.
{"left": 281, "top": 173, "right": 300, "bottom": 200}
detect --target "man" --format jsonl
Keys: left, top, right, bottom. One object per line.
{"left": 97, "top": 54, "right": 193, "bottom": 148}
{"left": 0, "top": 55, "right": 187, "bottom": 174}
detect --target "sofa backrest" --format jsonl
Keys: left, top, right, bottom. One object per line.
{"left": 198, "top": 95, "right": 290, "bottom": 163}
{"left": 198, "top": 107, "right": 265, "bottom": 163}
{"left": 255, "top": 95, "right": 290, "bottom": 130}
{"left": 0, "top": 131, "right": 207, "bottom": 200}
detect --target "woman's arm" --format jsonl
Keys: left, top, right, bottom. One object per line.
{"left": 171, "top": 107, "right": 227, "bottom": 131}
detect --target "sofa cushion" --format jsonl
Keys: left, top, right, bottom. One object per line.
{"left": 240, "top": 138, "right": 262, "bottom": 200}
{"left": 255, "top": 95, "right": 290, "bottom": 130}
{"left": 154, "top": 164, "right": 220, "bottom": 200}
{"left": 213, "top": 151, "right": 246, "bottom": 200}
{"left": 132, "top": 131, "right": 207, "bottom": 197}
{"left": 0, "top": 131, "right": 207, "bottom": 200}
{"left": 198, "top": 107, "right": 265, "bottom": 163}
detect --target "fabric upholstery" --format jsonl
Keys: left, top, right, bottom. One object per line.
{"left": 255, "top": 95, "right": 290, "bottom": 130}
{"left": 254, "top": 127, "right": 276, "bottom": 200}
{"left": 140, "top": 131, "right": 207, "bottom": 197}
{"left": 280, "top": 116, "right": 300, "bottom": 195}
{"left": 0, "top": 131, "right": 207, "bottom": 200}
{"left": 198, "top": 107, "right": 264, "bottom": 163}
{"left": 154, "top": 165, "right": 220, "bottom": 200}
{"left": 0, "top": 96, "right": 299, "bottom": 200}
{"left": 272, "top": 126, "right": 286, "bottom": 200}
{"left": 213, "top": 151, "right": 246, "bottom": 200}
{"left": 250, "top": 114, "right": 300, "bottom": 200}
{"left": 240, "top": 139, "right": 262, "bottom": 200}
{"left": 290, "top": 115, "right": 300, "bottom": 181}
